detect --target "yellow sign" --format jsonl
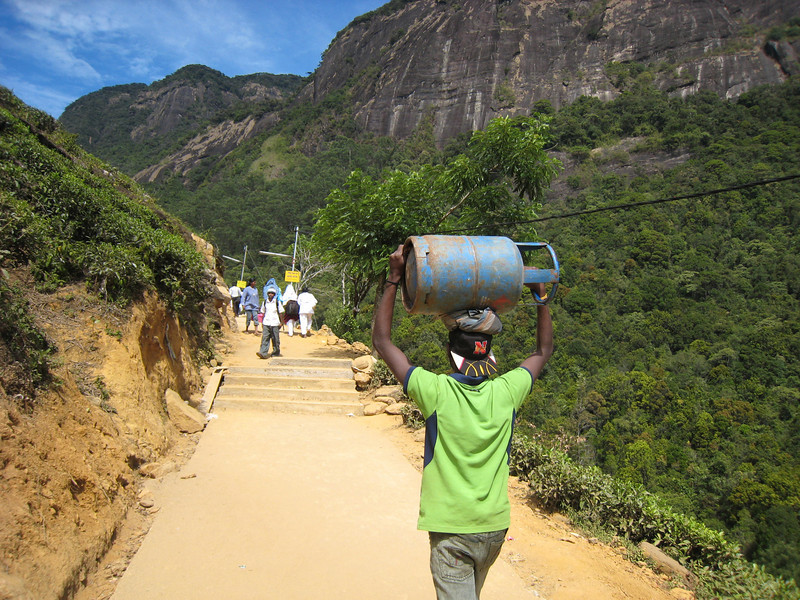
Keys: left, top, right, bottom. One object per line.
{"left": 284, "top": 270, "right": 301, "bottom": 283}
{"left": 236, "top": 280, "right": 247, "bottom": 288}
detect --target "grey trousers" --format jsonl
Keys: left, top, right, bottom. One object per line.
{"left": 259, "top": 325, "right": 280, "bottom": 355}
{"left": 428, "top": 530, "right": 507, "bottom": 600}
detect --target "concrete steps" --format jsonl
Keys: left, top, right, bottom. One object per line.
{"left": 212, "top": 356, "right": 363, "bottom": 416}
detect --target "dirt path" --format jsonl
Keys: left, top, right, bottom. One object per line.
{"left": 101, "top": 322, "right": 680, "bottom": 599}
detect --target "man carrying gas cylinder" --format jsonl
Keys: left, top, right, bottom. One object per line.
{"left": 372, "top": 244, "right": 553, "bottom": 600}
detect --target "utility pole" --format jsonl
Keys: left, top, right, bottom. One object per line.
{"left": 291, "top": 226, "right": 299, "bottom": 271}
{"left": 240, "top": 245, "right": 247, "bottom": 282}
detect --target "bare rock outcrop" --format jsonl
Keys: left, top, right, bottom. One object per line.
{"left": 302, "top": 0, "right": 799, "bottom": 146}
{"left": 135, "top": 113, "right": 280, "bottom": 183}
{"left": 639, "top": 541, "right": 694, "bottom": 586}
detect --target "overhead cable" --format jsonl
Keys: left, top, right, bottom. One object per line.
{"left": 436, "top": 173, "right": 800, "bottom": 235}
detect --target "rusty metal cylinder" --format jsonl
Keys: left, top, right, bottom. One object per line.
{"left": 401, "top": 235, "right": 526, "bottom": 314}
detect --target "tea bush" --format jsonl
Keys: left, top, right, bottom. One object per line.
{"left": 0, "top": 86, "right": 209, "bottom": 312}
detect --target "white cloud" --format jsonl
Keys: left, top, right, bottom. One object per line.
{"left": 0, "top": 0, "right": 386, "bottom": 115}
{"left": 1, "top": 74, "right": 75, "bottom": 116}
{"left": 8, "top": 0, "right": 118, "bottom": 37}
{"left": 3, "top": 0, "right": 113, "bottom": 81}
{"left": 32, "top": 32, "right": 102, "bottom": 81}
{"left": 136, "top": 0, "right": 276, "bottom": 74}
{"left": 127, "top": 55, "right": 153, "bottom": 78}
{"left": 4, "top": 0, "right": 361, "bottom": 81}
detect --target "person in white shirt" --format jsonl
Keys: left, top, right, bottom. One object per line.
{"left": 282, "top": 283, "right": 299, "bottom": 336}
{"left": 296, "top": 288, "right": 317, "bottom": 338}
{"left": 256, "top": 289, "right": 284, "bottom": 358}
{"left": 229, "top": 283, "right": 242, "bottom": 316}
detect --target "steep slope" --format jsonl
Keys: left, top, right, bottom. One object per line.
{"left": 0, "top": 283, "right": 209, "bottom": 600}
{"left": 133, "top": 111, "right": 283, "bottom": 183}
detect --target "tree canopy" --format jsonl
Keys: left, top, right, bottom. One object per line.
{"left": 311, "top": 115, "right": 562, "bottom": 310}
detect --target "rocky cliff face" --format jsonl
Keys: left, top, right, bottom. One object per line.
{"left": 126, "top": 68, "right": 292, "bottom": 142}
{"left": 303, "top": 0, "right": 799, "bottom": 145}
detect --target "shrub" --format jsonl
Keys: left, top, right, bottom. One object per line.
{"left": 0, "top": 279, "right": 52, "bottom": 405}
{"left": 508, "top": 434, "right": 799, "bottom": 599}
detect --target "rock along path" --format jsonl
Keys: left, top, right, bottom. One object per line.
{"left": 109, "top": 326, "right": 534, "bottom": 599}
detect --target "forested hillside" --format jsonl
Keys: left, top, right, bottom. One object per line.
{"left": 533, "top": 79, "right": 800, "bottom": 583}
{"left": 59, "top": 65, "right": 304, "bottom": 176}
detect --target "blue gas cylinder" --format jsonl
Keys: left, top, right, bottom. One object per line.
{"left": 401, "top": 235, "right": 559, "bottom": 314}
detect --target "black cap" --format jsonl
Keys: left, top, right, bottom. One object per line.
{"left": 448, "top": 330, "right": 498, "bottom": 377}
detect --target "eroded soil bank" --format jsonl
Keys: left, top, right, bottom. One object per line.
{"left": 0, "top": 275, "right": 221, "bottom": 600}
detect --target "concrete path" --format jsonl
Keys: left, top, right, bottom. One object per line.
{"left": 110, "top": 330, "right": 534, "bottom": 599}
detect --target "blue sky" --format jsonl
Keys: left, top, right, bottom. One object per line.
{"left": 0, "top": 0, "right": 387, "bottom": 117}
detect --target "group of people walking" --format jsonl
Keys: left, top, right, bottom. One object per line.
{"left": 229, "top": 279, "right": 317, "bottom": 359}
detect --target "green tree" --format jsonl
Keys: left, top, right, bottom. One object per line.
{"left": 312, "top": 115, "right": 562, "bottom": 313}
{"left": 619, "top": 438, "right": 655, "bottom": 485}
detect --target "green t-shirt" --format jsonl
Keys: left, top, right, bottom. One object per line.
{"left": 405, "top": 367, "right": 533, "bottom": 533}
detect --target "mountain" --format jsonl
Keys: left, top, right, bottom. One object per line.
{"left": 27, "top": 0, "right": 800, "bottom": 592}
{"left": 55, "top": 0, "right": 800, "bottom": 268}
{"left": 59, "top": 64, "right": 304, "bottom": 176}
{"left": 60, "top": 0, "right": 799, "bottom": 183}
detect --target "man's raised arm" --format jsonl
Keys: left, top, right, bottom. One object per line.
{"left": 519, "top": 283, "right": 554, "bottom": 379}
{"left": 372, "top": 245, "right": 413, "bottom": 384}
